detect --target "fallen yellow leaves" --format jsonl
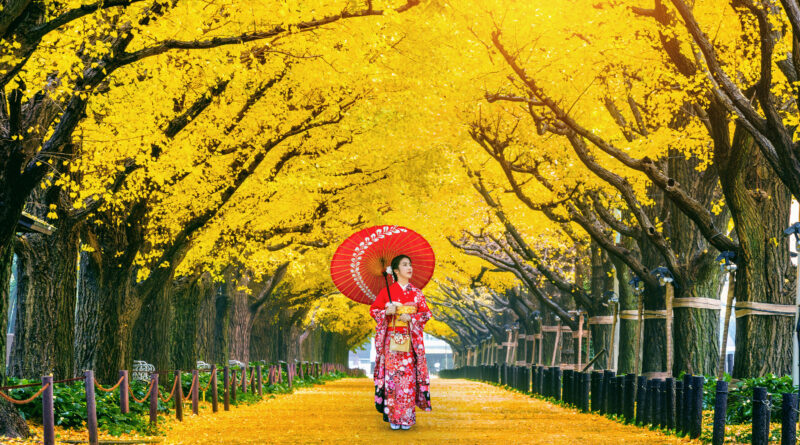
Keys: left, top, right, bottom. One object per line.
{"left": 163, "top": 378, "right": 698, "bottom": 444}
{"left": 5, "top": 378, "right": 701, "bottom": 444}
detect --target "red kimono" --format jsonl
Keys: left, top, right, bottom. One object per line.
{"left": 370, "top": 281, "right": 432, "bottom": 426}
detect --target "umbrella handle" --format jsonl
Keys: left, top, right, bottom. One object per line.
{"left": 382, "top": 271, "right": 394, "bottom": 304}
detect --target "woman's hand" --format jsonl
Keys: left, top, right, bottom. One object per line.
{"left": 385, "top": 302, "right": 398, "bottom": 315}
{"left": 399, "top": 313, "right": 411, "bottom": 323}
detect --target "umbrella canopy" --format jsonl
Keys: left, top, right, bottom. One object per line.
{"left": 330, "top": 225, "right": 435, "bottom": 304}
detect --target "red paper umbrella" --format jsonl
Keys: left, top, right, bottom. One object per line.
{"left": 330, "top": 225, "right": 435, "bottom": 304}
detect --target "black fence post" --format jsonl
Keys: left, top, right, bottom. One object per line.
{"left": 602, "top": 370, "right": 615, "bottom": 414}
{"left": 554, "top": 367, "right": 562, "bottom": 401}
{"left": 582, "top": 372, "right": 591, "bottom": 412}
{"left": 564, "top": 370, "right": 572, "bottom": 404}
{"left": 665, "top": 377, "right": 675, "bottom": 430}
{"left": 690, "top": 375, "right": 704, "bottom": 439}
{"left": 782, "top": 392, "right": 797, "bottom": 445}
{"left": 650, "top": 379, "right": 660, "bottom": 427}
{"left": 591, "top": 371, "right": 603, "bottom": 412}
{"left": 712, "top": 380, "right": 728, "bottom": 445}
{"left": 752, "top": 386, "right": 769, "bottom": 445}
{"left": 675, "top": 380, "right": 683, "bottom": 434}
{"left": 616, "top": 376, "right": 625, "bottom": 416}
{"left": 646, "top": 379, "right": 656, "bottom": 426}
{"left": 624, "top": 374, "right": 635, "bottom": 422}
{"left": 682, "top": 374, "right": 693, "bottom": 435}
{"left": 635, "top": 376, "right": 647, "bottom": 425}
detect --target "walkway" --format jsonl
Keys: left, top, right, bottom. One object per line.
{"left": 162, "top": 378, "right": 696, "bottom": 444}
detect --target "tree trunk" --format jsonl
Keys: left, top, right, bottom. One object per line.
{"left": 610, "top": 254, "right": 637, "bottom": 374}
{"left": 227, "top": 285, "right": 254, "bottom": 364}
{"left": 662, "top": 149, "right": 724, "bottom": 376}
{"left": 0, "top": 240, "right": 30, "bottom": 438}
{"left": 170, "top": 275, "right": 213, "bottom": 370}
{"left": 720, "top": 128, "right": 794, "bottom": 377}
{"left": 9, "top": 219, "right": 79, "bottom": 379}
{"left": 73, "top": 250, "right": 101, "bottom": 375}
{"left": 132, "top": 281, "right": 172, "bottom": 372}
{"left": 641, "top": 285, "right": 667, "bottom": 374}
{"left": 194, "top": 278, "right": 218, "bottom": 363}
{"left": 75, "top": 245, "right": 140, "bottom": 382}
{"left": 212, "top": 283, "right": 231, "bottom": 365}
{"left": 588, "top": 241, "right": 613, "bottom": 369}
{"left": 671, "top": 272, "right": 720, "bottom": 375}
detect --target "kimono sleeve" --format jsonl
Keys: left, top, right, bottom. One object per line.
{"left": 409, "top": 293, "right": 432, "bottom": 332}
{"left": 369, "top": 288, "right": 389, "bottom": 321}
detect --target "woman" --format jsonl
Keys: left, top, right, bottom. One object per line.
{"left": 369, "top": 254, "right": 432, "bottom": 430}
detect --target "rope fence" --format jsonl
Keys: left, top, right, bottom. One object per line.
{"left": 4, "top": 361, "right": 355, "bottom": 445}
{"left": 0, "top": 383, "right": 50, "bottom": 405}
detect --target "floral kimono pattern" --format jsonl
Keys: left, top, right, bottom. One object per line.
{"left": 370, "top": 282, "right": 432, "bottom": 426}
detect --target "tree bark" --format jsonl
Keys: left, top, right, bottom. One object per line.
{"left": 611, "top": 255, "right": 637, "bottom": 374}
{"left": 73, "top": 250, "right": 101, "bottom": 375}
{"left": 194, "top": 277, "right": 218, "bottom": 363}
{"left": 9, "top": 217, "right": 79, "bottom": 379}
{"left": 721, "top": 128, "right": 794, "bottom": 377}
{"left": 228, "top": 284, "right": 255, "bottom": 364}
{"left": 589, "top": 242, "right": 613, "bottom": 369}
{"left": 132, "top": 282, "right": 172, "bottom": 371}
{"left": 170, "top": 274, "right": 213, "bottom": 370}
{"left": 0, "top": 240, "right": 30, "bottom": 438}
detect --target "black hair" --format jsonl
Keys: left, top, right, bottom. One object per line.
{"left": 390, "top": 254, "right": 412, "bottom": 282}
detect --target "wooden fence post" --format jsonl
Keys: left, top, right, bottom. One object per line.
{"left": 119, "top": 370, "right": 129, "bottom": 414}
{"left": 211, "top": 365, "right": 219, "bottom": 413}
{"left": 223, "top": 367, "right": 230, "bottom": 411}
{"left": 257, "top": 365, "right": 263, "bottom": 397}
{"left": 84, "top": 370, "right": 99, "bottom": 445}
{"left": 149, "top": 373, "right": 158, "bottom": 425}
{"left": 241, "top": 366, "right": 247, "bottom": 394}
{"left": 42, "top": 375, "right": 54, "bottom": 445}
{"left": 250, "top": 366, "right": 256, "bottom": 394}
{"left": 231, "top": 369, "right": 237, "bottom": 402}
{"left": 175, "top": 370, "right": 183, "bottom": 421}
{"left": 192, "top": 369, "right": 199, "bottom": 415}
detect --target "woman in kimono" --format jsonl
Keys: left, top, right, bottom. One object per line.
{"left": 369, "top": 254, "right": 432, "bottom": 430}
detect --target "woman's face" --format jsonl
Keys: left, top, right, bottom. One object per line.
{"left": 396, "top": 257, "right": 413, "bottom": 280}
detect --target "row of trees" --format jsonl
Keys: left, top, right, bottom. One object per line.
{"left": 0, "top": 0, "right": 443, "bottom": 436}
{"left": 429, "top": 0, "right": 800, "bottom": 383}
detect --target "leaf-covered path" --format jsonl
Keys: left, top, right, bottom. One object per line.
{"left": 162, "top": 378, "right": 696, "bottom": 444}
